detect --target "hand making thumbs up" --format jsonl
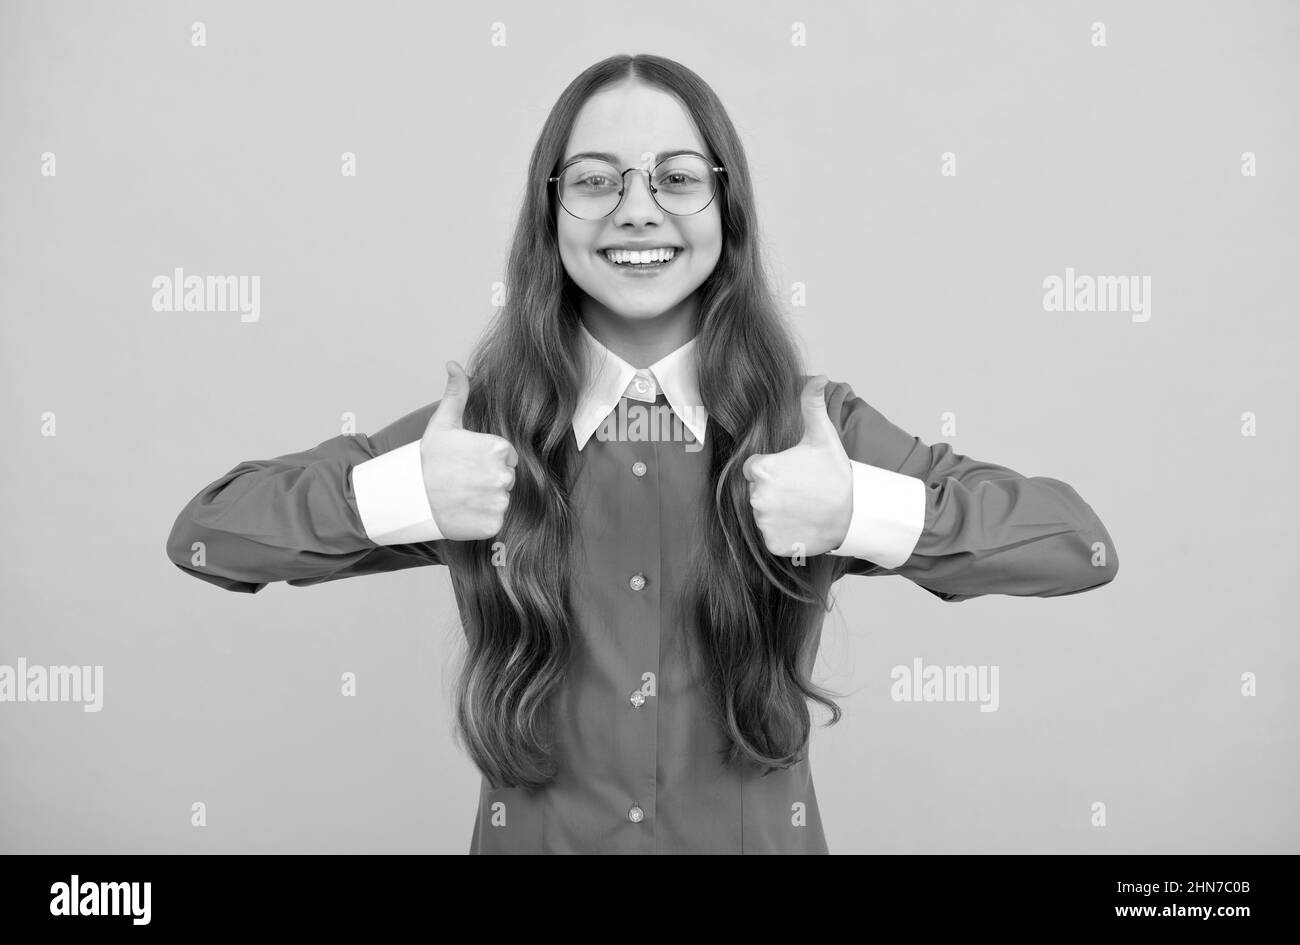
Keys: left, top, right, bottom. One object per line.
{"left": 419, "top": 361, "right": 519, "bottom": 540}
{"left": 741, "top": 375, "right": 853, "bottom": 558}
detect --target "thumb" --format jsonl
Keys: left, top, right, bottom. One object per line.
{"left": 797, "top": 375, "right": 838, "bottom": 448}
{"left": 429, "top": 360, "right": 469, "bottom": 431}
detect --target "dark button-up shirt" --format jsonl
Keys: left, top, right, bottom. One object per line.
{"left": 166, "top": 342, "right": 1118, "bottom": 853}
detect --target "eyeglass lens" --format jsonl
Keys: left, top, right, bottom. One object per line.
{"left": 556, "top": 154, "right": 718, "bottom": 219}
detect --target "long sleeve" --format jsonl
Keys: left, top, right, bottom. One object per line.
{"left": 165, "top": 399, "right": 444, "bottom": 593}
{"left": 823, "top": 380, "right": 1119, "bottom": 602}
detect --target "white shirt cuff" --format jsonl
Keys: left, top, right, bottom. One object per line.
{"left": 352, "top": 441, "right": 446, "bottom": 545}
{"left": 827, "top": 460, "right": 925, "bottom": 569}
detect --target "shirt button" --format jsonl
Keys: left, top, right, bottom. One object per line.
{"left": 634, "top": 378, "right": 649, "bottom": 395}
{"left": 628, "top": 805, "right": 645, "bottom": 823}
{"left": 629, "top": 573, "right": 647, "bottom": 592}
{"left": 631, "top": 461, "right": 647, "bottom": 477}
{"left": 629, "top": 689, "right": 646, "bottom": 708}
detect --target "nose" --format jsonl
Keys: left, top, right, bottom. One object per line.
{"left": 611, "top": 168, "right": 664, "bottom": 225}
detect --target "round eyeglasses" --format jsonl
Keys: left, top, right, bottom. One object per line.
{"left": 548, "top": 153, "right": 726, "bottom": 220}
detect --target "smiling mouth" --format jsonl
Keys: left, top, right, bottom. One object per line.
{"left": 599, "top": 247, "right": 682, "bottom": 271}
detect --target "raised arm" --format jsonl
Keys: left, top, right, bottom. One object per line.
{"left": 824, "top": 380, "right": 1119, "bottom": 602}
{"left": 165, "top": 400, "right": 443, "bottom": 594}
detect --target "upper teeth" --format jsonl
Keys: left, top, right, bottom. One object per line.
{"left": 604, "top": 248, "right": 677, "bottom": 264}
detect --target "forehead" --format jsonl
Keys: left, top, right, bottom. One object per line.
{"left": 564, "top": 81, "right": 705, "bottom": 165}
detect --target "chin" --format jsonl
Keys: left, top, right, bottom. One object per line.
{"left": 602, "top": 293, "right": 687, "bottom": 320}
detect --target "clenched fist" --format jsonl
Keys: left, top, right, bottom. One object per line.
{"left": 741, "top": 376, "right": 853, "bottom": 557}
{"left": 420, "top": 361, "right": 518, "bottom": 540}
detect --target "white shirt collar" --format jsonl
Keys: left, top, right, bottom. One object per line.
{"left": 572, "top": 320, "right": 709, "bottom": 451}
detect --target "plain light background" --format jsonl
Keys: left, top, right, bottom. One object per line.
{"left": 1, "top": 0, "right": 1296, "bottom": 853}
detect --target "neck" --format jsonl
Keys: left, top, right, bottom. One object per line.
{"left": 579, "top": 293, "right": 699, "bottom": 368}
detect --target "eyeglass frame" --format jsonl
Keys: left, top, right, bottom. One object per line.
{"left": 547, "top": 155, "right": 727, "bottom": 220}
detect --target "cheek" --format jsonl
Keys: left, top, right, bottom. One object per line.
{"left": 555, "top": 227, "right": 595, "bottom": 281}
{"left": 556, "top": 221, "right": 579, "bottom": 260}
{"left": 687, "top": 215, "right": 723, "bottom": 271}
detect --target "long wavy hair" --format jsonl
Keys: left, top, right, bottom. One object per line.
{"left": 442, "top": 53, "right": 842, "bottom": 789}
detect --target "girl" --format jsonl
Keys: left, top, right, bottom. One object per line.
{"left": 166, "top": 54, "right": 1118, "bottom": 854}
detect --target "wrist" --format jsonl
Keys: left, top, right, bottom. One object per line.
{"left": 826, "top": 457, "right": 853, "bottom": 549}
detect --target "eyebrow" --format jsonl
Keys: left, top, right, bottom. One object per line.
{"left": 561, "top": 148, "right": 709, "bottom": 165}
